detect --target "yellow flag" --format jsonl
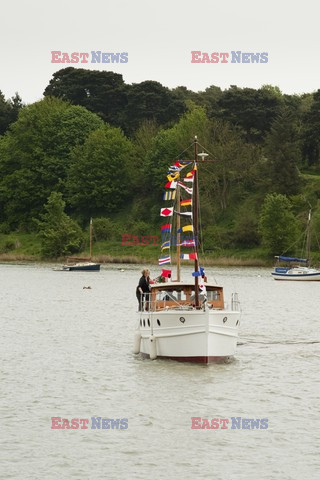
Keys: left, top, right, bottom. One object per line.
{"left": 167, "top": 172, "right": 179, "bottom": 182}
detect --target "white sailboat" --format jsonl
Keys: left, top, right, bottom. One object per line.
{"left": 133, "top": 137, "right": 241, "bottom": 364}
{"left": 272, "top": 209, "right": 320, "bottom": 281}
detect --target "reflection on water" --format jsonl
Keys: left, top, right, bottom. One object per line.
{"left": 1, "top": 263, "right": 319, "bottom": 479}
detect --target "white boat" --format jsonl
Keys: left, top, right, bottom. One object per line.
{"left": 133, "top": 137, "right": 241, "bottom": 364}
{"left": 272, "top": 209, "right": 320, "bottom": 281}
{"left": 272, "top": 263, "right": 320, "bottom": 281}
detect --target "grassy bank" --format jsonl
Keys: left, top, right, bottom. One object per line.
{"left": 0, "top": 232, "right": 275, "bottom": 266}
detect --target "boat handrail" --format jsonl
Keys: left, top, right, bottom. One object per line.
{"left": 231, "top": 293, "right": 241, "bottom": 312}
{"left": 140, "top": 292, "right": 213, "bottom": 312}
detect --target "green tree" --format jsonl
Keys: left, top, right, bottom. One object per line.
{"left": 44, "top": 67, "right": 127, "bottom": 129}
{"left": 121, "top": 80, "right": 186, "bottom": 134}
{"left": 264, "top": 108, "right": 301, "bottom": 195}
{"left": 66, "top": 124, "right": 135, "bottom": 218}
{"left": 92, "top": 217, "right": 120, "bottom": 241}
{"left": 143, "top": 106, "right": 211, "bottom": 194}
{"left": 258, "top": 193, "right": 299, "bottom": 255}
{"left": 217, "top": 85, "right": 284, "bottom": 142}
{"left": 302, "top": 89, "right": 320, "bottom": 168}
{"left": 201, "top": 119, "right": 259, "bottom": 212}
{"left": 35, "top": 192, "right": 83, "bottom": 258}
{"left": 44, "top": 69, "right": 186, "bottom": 136}
{"left": 0, "top": 91, "right": 23, "bottom": 135}
{"left": 0, "top": 97, "right": 103, "bottom": 228}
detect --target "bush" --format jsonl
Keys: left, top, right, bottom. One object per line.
{"left": 0, "top": 223, "right": 11, "bottom": 234}
{"left": 202, "top": 225, "right": 233, "bottom": 250}
{"left": 1, "top": 240, "right": 15, "bottom": 253}
{"left": 92, "top": 217, "right": 119, "bottom": 241}
{"left": 233, "top": 215, "right": 259, "bottom": 247}
{"left": 36, "top": 192, "right": 84, "bottom": 258}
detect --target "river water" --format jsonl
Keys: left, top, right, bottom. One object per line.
{"left": 1, "top": 263, "right": 319, "bottom": 479}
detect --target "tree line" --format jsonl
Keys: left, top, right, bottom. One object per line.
{"left": 1, "top": 67, "right": 320, "bottom": 258}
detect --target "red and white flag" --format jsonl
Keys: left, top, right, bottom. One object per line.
{"left": 178, "top": 182, "right": 193, "bottom": 195}
{"left": 160, "top": 207, "right": 173, "bottom": 217}
{"left": 165, "top": 181, "right": 177, "bottom": 189}
{"left": 180, "top": 253, "right": 197, "bottom": 260}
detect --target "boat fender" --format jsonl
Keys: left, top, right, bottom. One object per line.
{"left": 133, "top": 332, "right": 141, "bottom": 354}
{"left": 149, "top": 335, "right": 157, "bottom": 360}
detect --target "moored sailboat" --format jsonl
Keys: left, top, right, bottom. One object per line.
{"left": 272, "top": 209, "right": 320, "bottom": 281}
{"left": 133, "top": 137, "right": 241, "bottom": 364}
{"left": 62, "top": 218, "right": 100, "bottom": 271}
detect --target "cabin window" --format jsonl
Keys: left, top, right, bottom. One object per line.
{"left": 207, "top": 290, "right": 220, "bottom": 301}
{"left": 156, "top": 290, "right": 187, "bottom": 302}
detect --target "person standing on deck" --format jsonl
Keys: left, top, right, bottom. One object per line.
{"left": 136, "top": 268, "right": 152, "bottom": 311}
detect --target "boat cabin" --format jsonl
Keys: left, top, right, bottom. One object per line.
{"left": 149, "top": 282, "right": 224, "bottom": 310}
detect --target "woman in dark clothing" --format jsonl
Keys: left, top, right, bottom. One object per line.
{"left": 136, "top": 268, "right": 151, "bottom": 311}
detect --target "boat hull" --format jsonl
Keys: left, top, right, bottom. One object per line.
{"left": 272, "top": 272, "right": 320, "bottom": 281}
{"left": 136, "top": 309, "right": 240, "bottom": 364}
{"left": 63, "top": 263, "right": 100, "bottom": 271}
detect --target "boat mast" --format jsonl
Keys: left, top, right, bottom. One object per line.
{"left": 306, "top": 208, "right": 312, "bottom": 264}
{"left": 176, "top": 185, "right": 181, "bottom": 281}
{"left": 193, "top": 137, "right": 200, "bottom": 307}
{"left": 89, "top": 217, "right": 93, "bottom": 260}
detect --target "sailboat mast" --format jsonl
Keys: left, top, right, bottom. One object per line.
{"left": 193, "top": 137, "right": 200, "bottom": 307}
{"left": 306, "top": 208, "right": 312, "bottom": 264}
{"left": 176, "top": 185, "right": 181, "bottom": 281}
{"left": 89, "top": 218, "right": 93, "bottom": 260}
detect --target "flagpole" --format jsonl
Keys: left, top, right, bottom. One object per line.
{"left": 193, "top": 137, "right": 199, "bottom": 307}
{"left": 176, "top": 185, "right": 181, "bottom": 281}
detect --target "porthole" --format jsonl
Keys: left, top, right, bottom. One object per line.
{"left": 180, "top": 317, "right": 185, "bottom": 323}
{"left": 223, "top": 317, "right": 227, "bottom": 323}
{"left": 147, "top": 319, "right": 150, "bottom": 327}
{"left": 157, "top": 319, "right": 161, "bottom": 326}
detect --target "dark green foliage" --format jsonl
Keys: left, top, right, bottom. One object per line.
{"left": 44, "top": 67, "right": 127, "bottom": 128}
{"left": 258, "top": 193, "right": 299, "bottom": 255}
{"left": 35, "top": 192, "right": 83, "bottom": 258}
{"left": 2, "top": 73, "right": 320, "bottom": 259}
{"left": 66, "top": 125, "right": 135, "bottom": 218}
{"left": 123, "top": 80, "right": 185, "bottom": 134}
{"left": 302, "top": 90, "right": 320, "bottom": 168}
{"left": 233, "top": 210, "right": 260, "bottom": 247}
{"left": 264, "top": 108, "right": 301, "bottom": 195}
{"left": 202, "top": 225, "right": 233, "bottom": 250}
{"left": 92, "top": 218, "right": 120, "bottom": 241}
{"left": 44, "top": 69, "right": 186, "bottom": 136}
{"left": 1, "top": 240, "right": 15, "bottom": 253}
{"left": 216, "top": 85, "right": 284, "bottom": 142}
{"left": 0, "top": 97, "right": 103, "bottom": 228}
{"left": 0, "top": 91, "right": 23, "bottom": 135}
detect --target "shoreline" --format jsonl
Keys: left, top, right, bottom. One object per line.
{"left": 0, "top": 253, "right": 271, "bottom": 267}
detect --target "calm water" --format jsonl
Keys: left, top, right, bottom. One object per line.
{"left": 1, "top": 263, "right": 319, "bottom": 480}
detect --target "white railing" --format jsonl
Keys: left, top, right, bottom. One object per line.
{"left": 231, "top": 292, "right": 240, "bottom": 311}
